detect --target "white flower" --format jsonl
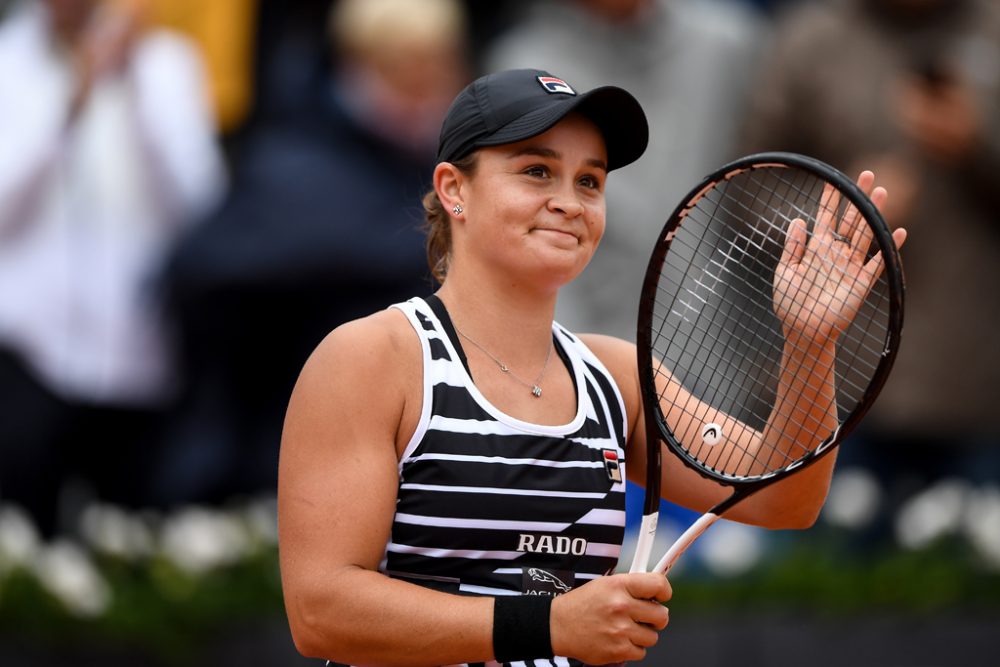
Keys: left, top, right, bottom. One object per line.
{"left": 244, "top": 495, "right": 279, "bottom": 546}
{"left": 0, "top": 504, "right": 41, "bottom": 570}
{"left": 822, "top": 467, "right": 882, "bottom": 529}
{"left": 160, "top": 506, "right": 251, "bottom": 575}
{"left": 32, "top": 540, "right": 111, "bottom": 617}
{"left": 895, "top": 478, "right": 970, "bottom": 550}
{"left": 699, "top": 520, "right": 765, "bottom": 577}
{"left": 80, "top": 503, "right": 154, "bottom": 560}
{"left": 962, "top": 484, "right": 1000, "bottom": 570}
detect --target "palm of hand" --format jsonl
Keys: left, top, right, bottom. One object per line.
{"left": 772, "top": 181, "right": 887, "bottom": 345}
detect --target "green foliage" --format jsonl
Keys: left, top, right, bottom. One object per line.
{"left": 671, "top": 534, "right": 1000, "bottom": 616}
{"left": 2, "top": 519, "right": 998, "bottom": 659}
{"left": 0, "top": 549, "right": 285, "bottom": 663}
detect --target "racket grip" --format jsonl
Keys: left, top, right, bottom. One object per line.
{"left": 651, "top": 512, "right": 719, "bottom": 574}
{"left": 628, "top": 512, "right": 658, "bottom": 573}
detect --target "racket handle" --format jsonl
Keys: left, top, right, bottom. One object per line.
{"left": 628, "top": 512, "right": 658, "bottom": 573}
{"left": 651, "top": 512, "right": 719, "bottom": 574}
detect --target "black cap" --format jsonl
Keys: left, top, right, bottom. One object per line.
{"left": 437, "top": 69, "right": 648, "bottom": 171}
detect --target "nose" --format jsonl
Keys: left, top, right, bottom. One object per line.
{"left": 547, "top": 185, "right": 585, "bottom": 218}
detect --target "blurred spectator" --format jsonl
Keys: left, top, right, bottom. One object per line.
{"left": 144, "top": 0, "right": 259, "bottom": 136}
{"left": 740, "top": 0, "right": 1000, "bottom": 489}
{"left": 159, "top": 0, "right": 468, "bottom": 506}
{"left": 0, "top": 0, "right": 226, "bottom": 535}
{"left": 486, "top": 0, "right": 767, "bottom": 340}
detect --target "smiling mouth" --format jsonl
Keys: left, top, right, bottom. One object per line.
{"left": 533, "top": 227, "right": 579, "bottom": 242}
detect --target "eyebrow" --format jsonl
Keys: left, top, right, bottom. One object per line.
{"left": 505, "top": 146, "right": 608, "bottom": 173}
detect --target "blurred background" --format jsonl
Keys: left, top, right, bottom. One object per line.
{"left": 0, "top": 0, "right": 997, "bottom": 665}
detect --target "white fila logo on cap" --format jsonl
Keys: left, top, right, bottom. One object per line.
{"left": 537, "top": 76, "right": 576, "bottom": 95}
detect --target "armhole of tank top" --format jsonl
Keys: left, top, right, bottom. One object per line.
{"left": 389, "top": 300, "right": 434, "bottom": 468}
{"left": 555, "top": 325, "right": 629, "bottom": 449}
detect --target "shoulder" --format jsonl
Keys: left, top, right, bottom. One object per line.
{"left": 298, "top": 307, "right": 418, "bottom": 390}
{"left": 286, "top": 307, "right": 421, "bottom": 438}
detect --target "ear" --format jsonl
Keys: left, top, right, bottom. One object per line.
{"left": 434, "top": 162, "right": 466, "bottom": 218}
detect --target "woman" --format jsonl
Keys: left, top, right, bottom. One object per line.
{"left": 278, "top": 69, "right": 906, "bottom": 666}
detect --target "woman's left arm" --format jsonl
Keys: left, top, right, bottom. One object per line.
{"left": 590, "top": 172, "right": 906, "bottom": 530}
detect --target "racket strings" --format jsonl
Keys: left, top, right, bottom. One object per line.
{"left": 714, "top": 173, "right": 890, "bottom": 362}
{"left": 647, "top": 166, "right": 892, "bottom": 480}
{"left": 655, "top": 176, "right": 800, "bottom": 476}
{"left": 658, "top": 226, "right": 887, "bottom": 371}
{"left": 666, "top": 168, "right": 889, "bottom": 380}
{"left": 700, "top": 204, "right": 887, "bottom": 408}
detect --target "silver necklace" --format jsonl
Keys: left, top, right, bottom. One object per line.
{"left": 454, "top": 325, "right": 554, "bottom": 398}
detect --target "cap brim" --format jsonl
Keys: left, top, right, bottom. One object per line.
{"left": 476, "top": 86, "right": 648, "bottom": 171}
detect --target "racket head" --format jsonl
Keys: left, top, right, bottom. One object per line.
{"left": 636, "top": 152, "right": 905, "bottom": 501}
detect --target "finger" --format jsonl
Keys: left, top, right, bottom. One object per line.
{"left": 623, "top": 572, "right": 671, "bottom": 602}
{"left": 780, "top": 217, "right": 808, "bottom": 267}
{"left": 634, "top": 600, "right": 670, "bottom": 630}
{"left": 812, "top": 182, "right": 839, "bottom": 244}
{"left": 624, "top": 645, "right": 648, "bottom": 663}
{"left": 850, "top": 186, "right": 886, "bottom": 264}
{"left": 855, "top": 169, "right": 876, "bottom": 194}
{"left": 892, "top": 226, "right": 908, "bottom": 250}
{"left": 629, "top": 623, "right": 662, "bottom": 649}
{"left": 862, "top": 227, "right": 907, "bottom": 286}
{"left": 839, "top": 171, "right": 875, "bottom": 241}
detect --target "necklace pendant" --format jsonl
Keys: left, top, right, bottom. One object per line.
{"left": 500, "top": 364, "right": 509, "bottom": 373}
{"left": 531, "top": 385, "right": 542, "bottom": 398}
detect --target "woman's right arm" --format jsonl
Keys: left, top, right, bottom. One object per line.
{"left": 279, "top": 309, "right": 671, "bottom": 666}
{"left": 278, "top": 310, "right": 496, "bottom": 665}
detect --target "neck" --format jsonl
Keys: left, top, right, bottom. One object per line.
{"left": 435, "top": 273, "right": 557, "bottom": 359}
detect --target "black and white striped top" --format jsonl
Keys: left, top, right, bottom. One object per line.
{"left": 381, "top": 296, "right": 628, "bottom": 667}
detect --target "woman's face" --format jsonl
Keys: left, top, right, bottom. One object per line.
{"left": 454, "top": 113, "right": 609, "bottom": 292}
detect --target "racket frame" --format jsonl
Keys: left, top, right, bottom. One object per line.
{"left": 630, "top": 152, "right": 905, "bottom": 574}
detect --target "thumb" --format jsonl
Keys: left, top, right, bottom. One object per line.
{"left": 623, "top": 572, "right": 672, "bottom": 602}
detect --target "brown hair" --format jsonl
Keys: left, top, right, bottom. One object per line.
{"left": 423, "top": 153, "right": 478, "bottom": 284}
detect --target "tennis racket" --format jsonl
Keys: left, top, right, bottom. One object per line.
{"left": 628, "top": 152, "right": 905, "bottom": 575}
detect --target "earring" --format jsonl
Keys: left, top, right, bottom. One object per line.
{"left": 452, "top": 203, "right": 464, "bottom": 215}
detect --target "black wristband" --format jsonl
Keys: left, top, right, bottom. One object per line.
{"left": 492, "top": 595, "right": 554, "bottom": 663}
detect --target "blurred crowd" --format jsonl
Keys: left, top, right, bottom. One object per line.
{"left": 0, "top": 0, "right": 998, "bottom": 545}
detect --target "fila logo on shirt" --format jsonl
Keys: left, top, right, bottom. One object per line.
{"left": 537, "top": 76, "right": 576, "bottom": 95}
{"left": 516, "top": 533, "right": 588, "bottom": 556}
{"left": 603, "top": 449, "right": 622, "bottom": 483}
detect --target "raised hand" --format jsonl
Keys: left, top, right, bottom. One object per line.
{"left": 772, "top": 171, "right": 907, "bottom": 346}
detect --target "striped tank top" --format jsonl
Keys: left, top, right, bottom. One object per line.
{"left": 383, "top": 295, "right": 628, "bottom": 667}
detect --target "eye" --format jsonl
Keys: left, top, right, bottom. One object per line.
{"left": 523, "top": 165, "right": 549, "bottom": 178}
{"left": 578, "top": 174, "right": 602, "bottom": 190}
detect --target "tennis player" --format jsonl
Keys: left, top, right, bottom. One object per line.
{"left": 278, "top": 69, "right": 905, "bottom": 667}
